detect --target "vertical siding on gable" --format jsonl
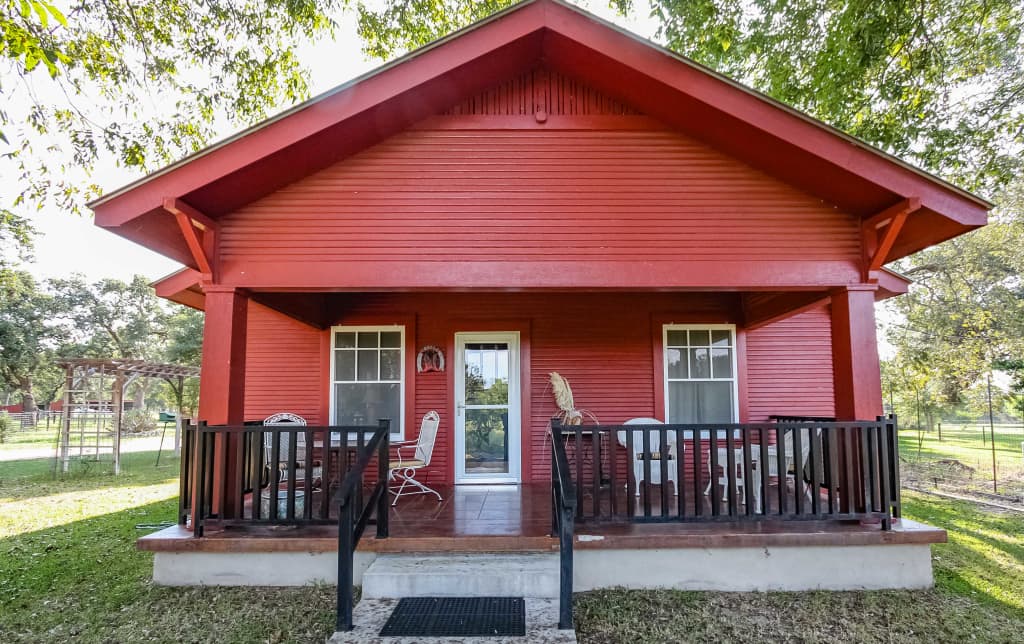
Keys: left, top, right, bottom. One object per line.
{"left": 243, "top": 302, "right": 323, "bottom": 424}
{"left": 745, "top": 307, "right": 836, "bottom": 421}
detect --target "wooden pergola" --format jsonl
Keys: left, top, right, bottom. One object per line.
{"left": 56, "top": 358, "right": 200, "bottom": 474}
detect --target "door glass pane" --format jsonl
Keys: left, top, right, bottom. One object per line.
{"left": 380, "top": 349, "right": 401, "bottom": 381}
{"left": 464, "top": 343, "right": 510, "bottom": 405}
{"left": 690, "top": 348, "right": 711, "bottom": 378}
{"left": 667, "top": 381, "right": 733, "bottom": 423}
{"left": 711, "top": 348, "right": 733, "bottom": 378}
{"left": 464, "top": 408, "right": 509, "bottom": 474}
{"left": 356, "top": 350, "right": 378, "bottom": 381}
{"left": 334, "top": 383, "right": 400, "bottom": 428}
{"left": 334, "top": 350, "right": 355, "bottom": 381}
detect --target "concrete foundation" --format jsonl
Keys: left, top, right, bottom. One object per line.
{"left": 153, "top": 551, "right": 376, "bottom": 586}
{"left": 152, "top": 543, "right": 933, "bottom": 591}
{"left": 575, "top": 544, "right": 934, "bottom": 591}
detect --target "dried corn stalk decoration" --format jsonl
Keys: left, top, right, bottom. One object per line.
{"left": 548, "top": 371, "right": 598, "bottom": 425}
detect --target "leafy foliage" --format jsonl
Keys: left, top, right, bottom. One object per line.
{"left": 0, "top": 270, "right": 62, "bottom": 411}
{"left": 2, "top": 0, "right": 341, "bottom": 245}
{"left": 0, "top": 272, "right": 203, "bottom": 411}
{"left": 886, "top": 180, "right": 1024, "bottom": 406}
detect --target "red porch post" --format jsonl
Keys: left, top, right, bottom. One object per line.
{"left": 830, "top": 285, "right": 882, "bottom": 514}
{"left": 198, "top": 286, "right": 248, "bottom": 518}
{"left": 830, "top": 285, "right": 883, "bottom": 420}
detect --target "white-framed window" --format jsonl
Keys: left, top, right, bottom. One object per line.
{"left": 330, "top": 326, "right": 404, "bottom": 438}
{"left": 663, "top": 325, "right": 738, "bottom": 424}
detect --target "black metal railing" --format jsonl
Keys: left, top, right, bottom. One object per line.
{"left": 550, "top": 415, "right": 900, "bottom": 530}
{"left": 550, "top": 427, "right": 578, "bottom": 630}
{"left": 185, "top": 420, "right": 389, "bottom": 536}
{"left": 335, "top": 419, "right": 391, "bottom": 632}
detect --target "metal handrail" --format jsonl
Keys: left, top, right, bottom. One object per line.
{"left": 335, "top": 419, "right": 390, "bottom": 632}
{"left": 550, "top": 419, "right": 578, "bottom": 630}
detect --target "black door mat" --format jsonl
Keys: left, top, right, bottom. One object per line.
{"left": 379, "top": 597, "right": 526, "bottom": 637}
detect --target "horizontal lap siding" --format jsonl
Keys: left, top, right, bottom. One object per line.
{"left": 221, "top": 130, "right": 858, "bottom": 262}
{"left": 745, "top": 306, "right": 836, "bottom": 421}
{"left": 243, "top": 302, "right": 323, "bottom": 424}
{"left": 220, "top": 71, "right": 858, "bottom": 267}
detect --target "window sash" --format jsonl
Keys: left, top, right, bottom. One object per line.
{"left": 663, "top": 325, "right": 738, "bottom": 423}
{"left": 330, "top": 326, "right": 404, "bottom": 437}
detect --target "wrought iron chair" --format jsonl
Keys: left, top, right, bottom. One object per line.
{"left": 388, "top": 410, "right": 442, "bottom": 506}
{"left": 262, "top": 412, "right": 322, "bottom": 487}
{"left": 617, "top": 418, "right": 679, "bottom": 496}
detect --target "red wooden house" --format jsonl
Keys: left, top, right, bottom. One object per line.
{"left": 91, "top": 0, "right": 987, "bottom": 626}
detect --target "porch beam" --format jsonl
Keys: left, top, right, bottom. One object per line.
{"left": 164, "top": 197, "right": 217, "bottom": 278}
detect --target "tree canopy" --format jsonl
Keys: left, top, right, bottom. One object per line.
{"left": 0, "top": 271, "right": 203, "bottom": 411}
{"left": 2, "top": 0, "right": 341, "bottom": 249}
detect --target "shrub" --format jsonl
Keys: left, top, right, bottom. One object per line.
{"left": 0, "top": 412, "right": 10, "bottom": 443}
{"left": 121, "top": 409, "right": 157, "bottom": 434}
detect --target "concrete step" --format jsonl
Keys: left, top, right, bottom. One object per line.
{"left": 361, "top": 553, "right": 560, "bottom": 599}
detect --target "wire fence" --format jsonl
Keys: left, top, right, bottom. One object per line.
{"left": 898, "top": 419, "right": 1024, "bottom": 504}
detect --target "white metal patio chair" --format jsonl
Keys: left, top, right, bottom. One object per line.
{"left": 617, "top": 418, "right": 679, "bottom": 496}
{"left": 262, "top": 412, "right": 322, "bottom": 487}
{"left": 704, "top": 430, "right": 758, "bottom": 510}
{"left": 388, "top": 410, "right": 443, "bottom": 506}
{"left": 765, "top": 424, "right": 818, "bottom": 501}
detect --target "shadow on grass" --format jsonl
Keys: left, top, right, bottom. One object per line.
{"left": 0, "top": 497, "right": 336, "bottom": 644}
{"left": 0, "top": 450, "right": 180, "bottom": 502}
{"left": 903, "top": 491, "right": 1024, "bottom": 615}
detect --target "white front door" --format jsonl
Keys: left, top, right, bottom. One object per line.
{"left": 454, "top": 332, "right": 521, "bottom": 484}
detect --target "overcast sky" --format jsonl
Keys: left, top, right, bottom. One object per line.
{"left": 11, "top": 3, "right": 658, "bottom": 284}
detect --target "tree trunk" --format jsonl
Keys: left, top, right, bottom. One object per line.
{"left": 18, "top": 377, "right": 37, "bottom": 414}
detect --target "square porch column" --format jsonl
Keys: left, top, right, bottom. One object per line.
{"left": 197, "top": 286, "right": 248, "bottom": 519}
{"left": 830, "top": 285, "right": 883, "bottom": 514}
{"left": 830, "top": 285, "right": 883, "bottom": 420}
{"left": 198, "top": 286, "right": 248, "bottom": 423}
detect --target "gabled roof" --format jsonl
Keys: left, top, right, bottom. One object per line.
{"left": 92, "top": 0, "right": 989, "bottom": 269}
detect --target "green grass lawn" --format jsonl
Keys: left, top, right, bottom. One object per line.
{"left": 899, "top": 423, "right": 1024, "bottom": 500}
{"left": 0, "top": 450, "right": 334, "bottom": 643}
{"left": 1, "top": 447, "right": 1022, "bottom": 643}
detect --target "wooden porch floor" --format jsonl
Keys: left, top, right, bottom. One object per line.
{"left": 139, "top": 483, "right": 945, "bottom": 554}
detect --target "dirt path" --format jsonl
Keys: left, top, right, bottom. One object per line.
{"left": 0, "top": 435, "right": 172, "bottom": 462}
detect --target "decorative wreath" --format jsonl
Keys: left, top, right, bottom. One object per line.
{"left": 416, "top": 346, "right": 445, "bottom": 373}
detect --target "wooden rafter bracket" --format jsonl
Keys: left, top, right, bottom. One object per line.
{"left": 863, "top": 197, "right": 920, "bottom": 279}
{"left": 163, "top": 197, "right": 218, "bottom": 279}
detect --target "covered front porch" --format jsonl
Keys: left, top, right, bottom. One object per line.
{"left": 143, "top": 481, "right": 942, "bottom": 556}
